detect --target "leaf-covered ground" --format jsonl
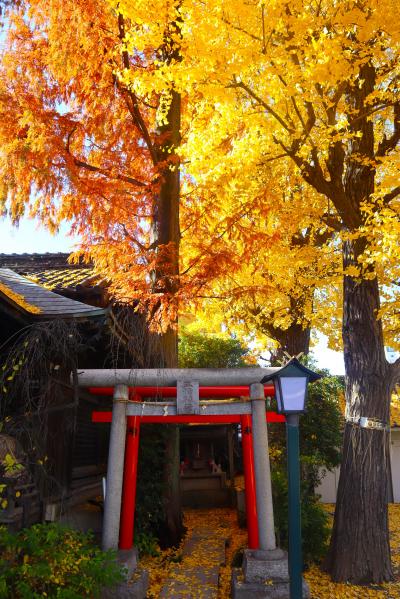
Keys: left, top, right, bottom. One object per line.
{"left": 305, "top": 504, "right": 400, "bottom": 599}
{"left": 139, "top": 504, "right": 400, "bottom": 598}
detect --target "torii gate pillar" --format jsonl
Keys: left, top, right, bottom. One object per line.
{"left": 250, "top": 383, "right": 276, "bottom": 551}
{"left": 102, "top": 385, "right": 128, "bottom": 551}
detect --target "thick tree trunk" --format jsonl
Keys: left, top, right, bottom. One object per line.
{"left": 267, "top": 291, "right": 312, "bottom": 365}
{"left": 270, "top": 321, "right": 310, "bottom": 365}
{"left": 153, "top": 88, "right": 184, "bottom": 545}
{"left": 324, "top": 238, "right": 393, "bottom": 582}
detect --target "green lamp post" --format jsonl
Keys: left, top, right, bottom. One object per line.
{"left": 262, "top": 358, "right": 321, "bottom": 599}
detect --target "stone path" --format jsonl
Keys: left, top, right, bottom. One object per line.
{"left": 159, "top": 513, "right": 230, "bottom": 598}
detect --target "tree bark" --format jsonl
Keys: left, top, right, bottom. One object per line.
{"left": 270, "top": 321, "right": 310, "bottom": 365}
{"left": 266, "top": 292, "right": 312, "bottom": 365}
{"left": 152, "top": 88, "right": 184, "bottom": 546}
{"left": 324, "top": 238, "right": 393, "bottom": 582}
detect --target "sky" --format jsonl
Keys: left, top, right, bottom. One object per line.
{"left": 0, "top": 217, "right": 78, "bottom": 254}
{"left": 0, "top": 216, "right": 346, "bottom": 375}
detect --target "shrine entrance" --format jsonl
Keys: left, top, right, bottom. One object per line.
{"left": 77, "top": 367, "right": 286, "bottom": 554}
{"left": 180, "top": 423, "right": 234, "bottom": 509}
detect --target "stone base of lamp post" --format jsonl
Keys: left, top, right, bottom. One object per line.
{"left": 231, "top": 548, "right": 310, "bottom": 599}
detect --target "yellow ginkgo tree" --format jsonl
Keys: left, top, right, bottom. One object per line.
{"left": 171, "top": 0, "right": 400, "bottom": 584}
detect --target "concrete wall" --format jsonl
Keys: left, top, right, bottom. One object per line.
{"left": 315, "top": 428, "right": 400, "bottom": 503}
{"left": 392, "top": 428, "right": 400, "bottom": 503}
{"left": 315, "top": 466, "right": 340, "bottom": 504}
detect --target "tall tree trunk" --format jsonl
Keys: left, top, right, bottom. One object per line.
{"left": 153, "top": 88, "right": 184, "bottom": 545}
{"left": 270, "top": 321, "right": 311, "bottom": 365}
{"left": 324, "top": 238, "right": 393, "bottom": 582}
{"left": 267, "top": 292, "right": 312, "bottom": 365}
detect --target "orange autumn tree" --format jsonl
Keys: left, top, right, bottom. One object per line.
{"left": 0, "top": 0, "right": 191, "bottom": 541}
{"left": 0, "top": 0, "right": 277, "bottom": 333}
{"left": 0, "top": 0, "right": 281, "bottom": 543}
{"left": 0, "top": 0, "right": 180, "bottom": 345}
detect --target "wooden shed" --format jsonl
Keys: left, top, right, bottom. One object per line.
{"left": 0, "top": 254, "right": 111, "bottom": 529}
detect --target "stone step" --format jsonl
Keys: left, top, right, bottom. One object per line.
{"left": 182, "top": 488, "right": 233, "bottom": 508}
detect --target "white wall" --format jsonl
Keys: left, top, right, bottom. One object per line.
{"left": 391, "top": 428, "right": 400, "bottom": 503}
{"left": 315, "top": 467, "right": 340, "bottom": 503}
{"left": 315, "top": 428, "right": 400, "bottom": 503}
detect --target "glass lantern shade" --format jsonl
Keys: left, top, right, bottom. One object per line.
{"left": 274, "top": 377, "right": 308, "bottom": 414}
{"left": 262, "top": 357, "right": 321, "bottom": 415}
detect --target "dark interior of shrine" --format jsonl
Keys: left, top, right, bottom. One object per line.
{"left": 179, "top": 424, "right": 240, "bottom": 508}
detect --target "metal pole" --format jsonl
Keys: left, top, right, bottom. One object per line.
{"left": 241, "top": 414, "right": 259, "bottom": 549}
{"left": 119, "top": 415, "right": 141, "bottom": 550}
{"left": 250, "top": 383, "right": 276, "bottom": 551}
{"left": 286, "top": 414, "right": 302, "bottom": 599}
{"left": 102, "top": 384, "right": 128, "bottom": 551}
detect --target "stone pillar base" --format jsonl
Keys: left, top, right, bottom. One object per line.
{"left": 100, "top": 548, "right": 149, "bottom": 599}
{"left": 231, "top": 549, "right": 310, "bottom": 599}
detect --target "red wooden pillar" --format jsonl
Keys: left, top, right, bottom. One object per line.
{"left": 119, "top": 414, "right": 141, "bottom": 550}
{"left": 241, "top": 414, "right": 259, "bottom": 549}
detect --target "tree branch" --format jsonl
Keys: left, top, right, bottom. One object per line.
{"left": 390, "top": 356, "right": 400, "bottom": 386}
{"left": 120, "top": 224, "right": 158, "bottom": 252}
{"left": 321, "top": 213, "right": 343, "bottom": 232}
{"left": 70, "top": 154, "right": 147, "bottom": 188}
{"left": 231, "top": 80, "right": 294, "bottom": 133}
{"left": 377, "top": 103, "right": 400, "bottom": 157}
{"left": 116, "top": 14, "right": 159, "bottom": 166}
{"left": 66, "top": 128, "right": 148, "bottom": 187}
{"left": 383, "top": 186, "right": 400, "bottom": 205}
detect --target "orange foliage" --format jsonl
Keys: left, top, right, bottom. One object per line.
{"left": 0, "top": 0, "right": 280, "bottom": 330}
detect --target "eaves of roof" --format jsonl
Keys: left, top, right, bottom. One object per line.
{"left": 0, "top": 268, "right": 106, "bottom": 320}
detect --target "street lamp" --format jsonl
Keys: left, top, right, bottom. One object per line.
{"left": 262, "top": 358, "right": 321, "bottom": 599}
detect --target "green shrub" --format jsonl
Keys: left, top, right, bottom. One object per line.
{"left": 267, "top": 367, "right": 343, "bottom": 564}
{"left": 178, "top": 331, "right": 250, "bottom": 368}
{"left": 0, "top": 523, "right": 125, "bottom": 598}
{"left": 271, "top": 468, "right": 331, "bottom": 566}
{"left": 135, "top": 424, "right": 169, "bottom": 543}
{"left": 134, "top": 531, "right": 160, "bottom": 557}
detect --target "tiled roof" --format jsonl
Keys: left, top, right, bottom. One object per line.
{"left": 0, "top": 253, "right": 87, "bottom": 272}
{"left": 0, "top": 253, "right": 105, "bottom": 292}
{"left": 27, "top": 268, "right": 100, "bottom": 290}
{"left": 0, "top": 269, "right": 106, "bottom": 320}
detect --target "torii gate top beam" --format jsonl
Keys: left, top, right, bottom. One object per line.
{"left": 76, "top": 367, "right": 280, "bottom": 387}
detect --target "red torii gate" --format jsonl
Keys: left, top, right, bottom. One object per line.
{"left": 90, "top": 383, "right": 285, "bottom": 552}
